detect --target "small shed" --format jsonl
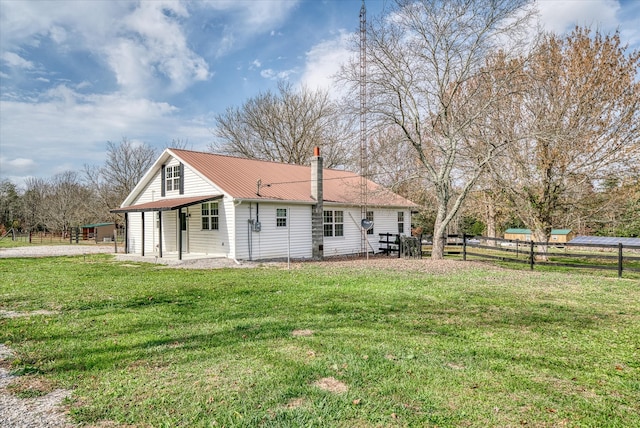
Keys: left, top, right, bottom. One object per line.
{"left": 82, "top": 223, "right": 115, "bottom": 242}
{"left": 504, "top": 228, "right": 574, "bottom": 243}
{"left": 504, "top": 228, "right": 532, "bottom": 241}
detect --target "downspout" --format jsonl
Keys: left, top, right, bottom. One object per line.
{"left": 124, "top": 212, "right": 129, "bottom": 254}
{"left": 248, "top": 202, "right": 253, "bottom": 261}
{"left": 234, "top": 199, "right": 243, "bottom": 264}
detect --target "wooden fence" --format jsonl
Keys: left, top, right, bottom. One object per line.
{"left": 452, "top": 235, "right": 640, "bottom": 278}
{"left": 1, "top": 229, "right": 125, "bottom": 245}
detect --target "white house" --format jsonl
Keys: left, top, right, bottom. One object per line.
{"left": 112, "top": 148, "right": 418, "bottom": 261}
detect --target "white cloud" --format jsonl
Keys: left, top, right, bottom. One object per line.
{"left": 199, "top": 0, "right": 299, "bottom": 57}
{"left": 0, "top": 157, "right": 37, "bottom": 174}
{"left": 300, "top": 30, "right": 354, "bottom": 92}
{"left": 1, "top": 52, "right": 35, "bottom": 69}
{"left": 117, "top": 1, "right": 210, "bottom": 93}
{"left": 537, "top": 0, "right": 620, "bottom": 33}
{"left": 0, "top": 0, "right": 210, "bottom": 97}
{"left": 260, "top": 68, "right": 298, "bottom": 80}
{"left": 0, "top": 85, "right": 210, "bottom": 182}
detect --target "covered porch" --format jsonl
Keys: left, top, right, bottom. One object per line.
{"left": 111, "top": 195, "right": 223, "bottom": 261}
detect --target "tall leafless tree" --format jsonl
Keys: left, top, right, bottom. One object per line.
{"left": 21, "top": 177, "right": 49, "bottom": 232}
{"left": 84, "top": 138, "right": 158, "bottom": 220}
{"left": 342, "top": 0, "right": 535, "bottom": 258}
{"left": 210, "top": 81, "right": 356, "bottom": 168}
{"left": 44, "top": 171, "right": 93, "bottom": 236}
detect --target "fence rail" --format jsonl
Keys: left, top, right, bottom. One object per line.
{"left": 0, "top": 230, "right": 126, "bottom": 245}
{"left": 456, "top": 235, "right": 640, "bottom": 278}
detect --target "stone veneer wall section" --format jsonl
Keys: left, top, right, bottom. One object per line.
{"left": 311, "top": 150, "right": 324, "bottom": 260}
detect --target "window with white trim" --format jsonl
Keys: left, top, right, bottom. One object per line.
{"left": 165, "top": 165, "right": 181, "bottom": 192}
{"left": 276, "top": 208, "right": 287, "bottom": 227}
{"left": 201, "top": 202, "right": 219, "bottom": 230}
{"left": 323, "top": 210, "right": 344, "bottom": 237}
{"left": 366, "top": 211, "right": 374, "bottom": 235}
{"left": 398, "top": 211, "right": 405, "bottom": 234}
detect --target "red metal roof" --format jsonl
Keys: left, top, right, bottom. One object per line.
{"left": 111, "top": 195, "right": 222, "bottom": 213}
{"left": 171, "top": 149, "right": 417, "bottom": 208}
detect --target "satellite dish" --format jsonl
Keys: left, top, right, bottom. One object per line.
{"left": 361, "top": 219, "right": 374, "bottom": 230}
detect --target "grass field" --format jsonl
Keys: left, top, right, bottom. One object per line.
{"left": 1, "top": 255, "right": 639, "bottom": 427}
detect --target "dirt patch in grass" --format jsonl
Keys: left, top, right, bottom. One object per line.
{"left": 291, "top": 329, "right": 313, "bottom": 337}
{"left": 0, "top": 309, "right": 59, "bottom": 318}
{"left": 313, "top": 377, "right": 348, "bottom": 393}
{"left": 7, "top": 375, "right": 58, "bottom": 398}
{"left": 286, "top": 397, "right": 306, "bottom": 408}
{"left": 293, "top": 256, "right": 500, "bottom": 275}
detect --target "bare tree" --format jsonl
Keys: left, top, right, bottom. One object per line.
{"left": 489, "top": 28, "right": 640, "bottom": 246}
{"left": 210, "top": 81, "right": 356, "bottom": 168}
{"left": 44, "top": 171, "right": 93, "bottom": 236}
{"left": 343, "top": 0, "right": 534, "bottom": 258}
{"left": 84, "top": 138, "right": 158, "bottom": 220}
{"left": 21, "top": 177, "right": 49, "bottom": 232}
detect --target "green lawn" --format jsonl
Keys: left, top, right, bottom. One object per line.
{"left": 1, "top": 255, "right": 638, "bottom": 427}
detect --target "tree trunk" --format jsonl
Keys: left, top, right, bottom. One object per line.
{"left": 431, "top": 201, "right": 449, "bottom": 260}
{"left": 533, "top": 229, "right": 550, "bottom": 261}
{"left": 486, "top": 201, "right": 497, "bottom": 247}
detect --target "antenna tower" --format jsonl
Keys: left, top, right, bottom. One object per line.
{"left": 359, "top": 0, "right": 368, "bottom": 258}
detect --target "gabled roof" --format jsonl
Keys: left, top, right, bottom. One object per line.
{"left": 168, "top": 149, "right": 417, "bottom": 208}
{"left": 505, "top": 228, "right": 572, "bottom": 235}
{"left": 569, "top": 235, "right": 640, "bottom": 247}
{"left": 504, "top": 228, "right": 532, "bottom": 234}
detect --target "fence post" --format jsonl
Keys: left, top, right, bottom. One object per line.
{"left": 516, "top": 239, "right": 520, "bottom": 258}
{"left": 529, "top": 240, "right": 535, "bottom": 270}
{"left": 462, "top": 233, "right": 467, "bottom": 261}
{"left": 618, "top": 243, "right": 623, "bottom": 278}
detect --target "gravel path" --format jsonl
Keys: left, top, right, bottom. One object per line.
{"left": 1, "top": 346, "right": 74, "bottom": 428}
{"left": 0, "top": 245, "right": 116, "bottom": 258}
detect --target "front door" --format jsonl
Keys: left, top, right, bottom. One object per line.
{"left": 180, "top": 212, "right": 188, "bottom": 253}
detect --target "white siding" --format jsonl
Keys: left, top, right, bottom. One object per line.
{"left": 183, "top": 162, "right": 221, "bottom": 196}
{"left": 323, "top": 207, "right": 365, "bottom": 257}
{"left": 125, "top": 211, "right": 160, "bottom": 255}
{"left": 162, "top": 211, "right": 177, "bottom": 252}
{"left": 131, "top": 156, "right": 223, "bottom": 205}
{"left": 126, "top": 212, "right": 141, "bottom": 253}
{"left": 232, "top": 202, "right": 312, "bottom": 260}
{"left": 323, "top": 206, "right": 412, "bottom": 256}
{"left": 132, "top": 172, "right": 162, "bottom": 205}
{"left": 186, "top": 199, "right": 231, "bottom": 256}
{"left": 225, "top": 198, "right": 238, "bottom": 258}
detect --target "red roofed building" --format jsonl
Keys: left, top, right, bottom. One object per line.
{"left": 113, "top": 148, "right": 417, "bottom": 261}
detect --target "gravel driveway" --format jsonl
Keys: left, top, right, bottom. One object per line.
{"left": 0, "top": 245, "right": 116, "bottom": 259}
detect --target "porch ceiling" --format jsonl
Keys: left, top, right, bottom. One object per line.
{"left": 111, "top": 195, "right": 222, "bottom": 213}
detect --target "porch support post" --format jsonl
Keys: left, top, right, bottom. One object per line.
{"left": 141, "top": 212, "right": 145, "bottom": 257}
{"left": 124, "top": 213, "right": 129, "bottom": 254}
{"left": 178, "top": 207, "right": 183, "bottom": 261}
{"left": 158, "top": 211, "right": 163, "bottom": 258}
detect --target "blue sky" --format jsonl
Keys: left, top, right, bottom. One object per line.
{"left": 1, "top": 0, "right": 639, "bottom": 186}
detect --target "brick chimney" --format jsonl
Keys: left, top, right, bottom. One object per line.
{"left": 311, "top": 147, "right": 323, "bottom": 260}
